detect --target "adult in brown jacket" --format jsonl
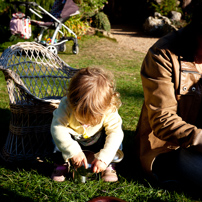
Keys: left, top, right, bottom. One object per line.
{"left": 135, "top": 1, "right": 202, "bottom": 188}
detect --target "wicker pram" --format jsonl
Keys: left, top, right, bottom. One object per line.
{"left": 0, "top": 42, "right": 78, "bottom": 162}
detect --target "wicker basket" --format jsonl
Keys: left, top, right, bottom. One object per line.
{"left": 0, "top": 42, "right": 78, "bottom": 162}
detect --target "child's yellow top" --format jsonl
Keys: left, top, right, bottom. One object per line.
{"left": 51, "top": 96, "right": 124, "bottom": 166}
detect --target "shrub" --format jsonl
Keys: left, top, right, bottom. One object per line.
{"left": 62, "top": 14, "right": 90, "bottom": 37}
{"left": 74, "top": 0, "right": 111, "bottom": 32}
{"left": 75, "top": 0, "right": 108, "bottom": 19}
{"left": 149, "top": 0, "right": 182, "bottom": 17}
{"left": 0, "top": 0, "right": 13, "bottom": 43}
{"left": 62, "top": 0, "right": 110, "bottom": 37}
{"left": 93, "top": 12, "right": 111, "bottom": 32}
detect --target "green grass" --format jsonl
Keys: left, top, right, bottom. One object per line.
{"left": 0, "top": 35, "right": 201, "bottom": 201}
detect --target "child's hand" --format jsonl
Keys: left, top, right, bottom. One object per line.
{"left": 71, "top": 151, "right": 88, "bottom": 169}
{"left": 91, "top": 159, "right": 107, "bottom": 173}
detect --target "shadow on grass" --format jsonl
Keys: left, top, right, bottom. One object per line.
{"left": 118, "top": 88, "right": 144, "bottom": 100}
{"left": 0, "top": 107, "right": 54, "bottom": 179}
{"left": 0, "top": 155, "right": 54, "bottom": 178}
{"left": 117, "top": 130, "right": 143, "bottom": 182}
{"left": 0, "top": 108, "right": 10, "bottom": 150}
{"left": 0, "top": 122, "right": 202, "bottom": 200}
{"left": 0, "top": 187, "right": 34, "bottom": 202}
{"left": 118, "top": 130, "right": 202, "bottom": 200}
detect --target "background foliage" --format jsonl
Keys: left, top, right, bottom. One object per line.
{"left": 0, "top": 0, "right": 54, "bottom": 43}
{"left": 149, "top": 0, "right": 182, "bottom": 16}
{"left": 75, "top": 0, "right": 108, "bottom": 19}
{"left": 92, "top": 11, "right": 111, "bottom": 32}
{"left": 0, "top": 0, "right": 110, "bottom": 44}
{"left": 0, "top": 0, "right": 194, "bottom": 44}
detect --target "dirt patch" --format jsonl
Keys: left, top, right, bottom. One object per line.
{"left": 110, "top": 24, "right": 159, "bottom": 54}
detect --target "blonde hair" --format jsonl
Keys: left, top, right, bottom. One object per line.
{"left": 67, "top": 67, "right": 121, "bottom": 126}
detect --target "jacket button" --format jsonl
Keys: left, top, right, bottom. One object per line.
{"left": 183, "top": 87, "right": 187, "bottom": 91}
{"left": 192, "top": 87, "right": 196, "bottom": 92}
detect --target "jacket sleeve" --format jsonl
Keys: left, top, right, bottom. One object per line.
{"left": 141, "top": 47, "right": 202, "bottom": 149}
{"left": 51, "top": 97, "right": 82, "bottom": 161}
{"left": 94, "top": 110, "right": 124, "bottom": 165}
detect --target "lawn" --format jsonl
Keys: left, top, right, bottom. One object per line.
{"left": 0, "top": 35, "right": 201, "bottom": 201}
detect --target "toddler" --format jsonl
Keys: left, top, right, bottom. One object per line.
{"left": 51, "top": 67, "right": 124, "bottom": 182}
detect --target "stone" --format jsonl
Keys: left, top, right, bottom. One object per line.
{"left": 143, "top": 12, "right": 178, "bottom": 36}
{"left": 170, "top": 11, "right": 182, "bottom": 21}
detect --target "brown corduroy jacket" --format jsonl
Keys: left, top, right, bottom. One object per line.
{"left": 135, "top": 26, "right": 202, "bottom": 176}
